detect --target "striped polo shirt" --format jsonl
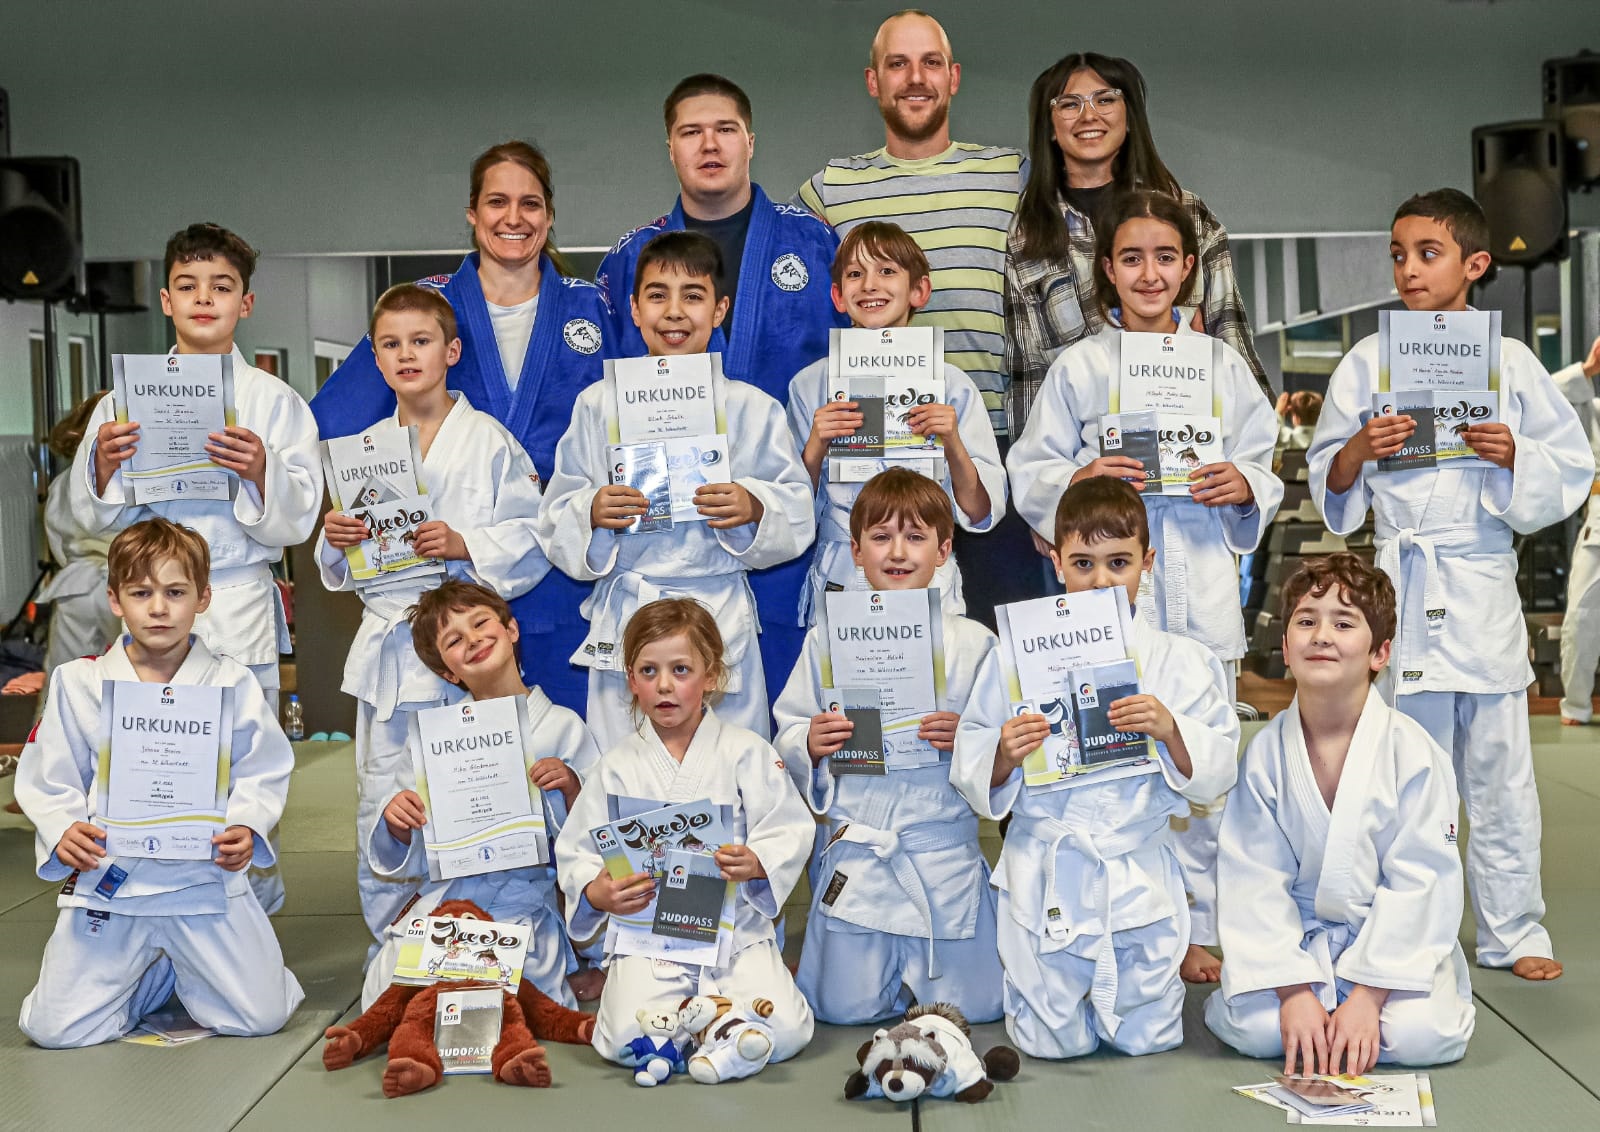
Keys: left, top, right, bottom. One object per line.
{"left": 797, "top": 142, "right": 1024, "bottom": 434}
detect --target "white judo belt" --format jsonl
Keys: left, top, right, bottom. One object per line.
{"left": 1373, "top": 522, "right": 1510, "bottom": 676}
{"left": 821, "top": 817, "right": 975, "bottom": 979}
{"left": 1021, "top": 815, "right": 1149, "bottom": 1042}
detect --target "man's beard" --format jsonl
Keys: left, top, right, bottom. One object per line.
{"left": 881, "top": 95, "right": 949, "bottom": 143}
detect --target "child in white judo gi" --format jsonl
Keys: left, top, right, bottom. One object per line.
{"left": 317, "top": 283, "right": 551, "bottom": 940}
{"left": 16, "top": 518, "right": 303, "bottom": 1048}
{"left": 555, "top": 597, "right": 815, "bottom": 1079}
{"left": 787, "top": 222, "right": 1005, "bottom": 623}
{"left": 1555, "top": 333, "right": 1600, "bottom": 725}
{"left": 1206, "top": 553, "right": 1475, "bottom": 1071}
{"left": 1309, "top": 189, "right": 1593, "bottom": 981}
{"left": 773, "top": 467, "right": 1003, "bottom": 1024}
{"left": 539, "top": 231, "right": 815, "bottom": 747}
{"left": 1006, "top": 189, "right": 1281, "bottom": 984}
{"left": 71, "top": 223, "right": 324, "bottom": 915}
{"left": 953, "top": 477, "right": 1238, "bottom": 1059}
{"left": 361, "top": 580, "right": 600, "bottom": 1009}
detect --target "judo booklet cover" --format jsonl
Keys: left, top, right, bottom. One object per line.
{"left": 111, "top": 353, "right": 237, "bottom": 503}
{"left": 321, "top": 424, "right": 443, "bottom": 585}
{"left": 995, "top": 588, "right": 1157, "bottom": 790}
{"left": 608, "top": 441, "right": 673, "bottom": 533}
{"left": 827, "top": 325, "right": 946, "bottom": 482}
{"left": 607, "top": 352, "right": 730, "bottom": 519}
{"left": 97, "top": 680, "right": 233, "bottom": 861}
{"left": 1374, "top": 309, "right": 1502, "bottom": 471}
{"left": 409, "top": 695, "right": 548, "bottom": 882}
{"left": 820, "top": 588, "right": 945, "bottom": 770}
{"left": 392, "top": 915, "right": 530, "bottom": 988}
{"left": 1069, "top": 658, "right": 1156, "bottom": 766}
{"left": 1234, "top": 1072, "right": 1436, "bottom": 1126}
{"left": 589, "top": 796, "right": 736, "bottom": 964}
{"left": 434, "top": 987, "right": 505, "bottom": 1075}
{"left": 827, "top": 686, "right": 886, "bottom": 775}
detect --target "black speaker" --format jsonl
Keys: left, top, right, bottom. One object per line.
{"left": 1543, "top": 51, "right": 1600, "bottom": 189}
{"left": 1472, "top": 121, "right": 1567, "bottom": 266}
{"left": 0, "top": 155, "right": 81, "bottom": 301}
{"left": 77, "top": 260, "right": 150, "bottom": 314}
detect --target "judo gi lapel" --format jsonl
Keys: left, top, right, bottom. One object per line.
{"left": 99, "top": 635, "right": 220, "bottom": 686}
{"left": 722, "top": 184, "right": 776, "bottom": 381}
{"left": 446, "top": 255, "right": 512, "bottom": 422}
{"left": 639, "top": 707, "right": 720, "bottom": 804}
{"left": 504, "top": 257, "right": 564, "bottom": 443}
{"left": 418, "top": 392, "right": 474, "bottom": 468}
{"left": 1311, "top": 687, "right": 1388, "bottom": 924}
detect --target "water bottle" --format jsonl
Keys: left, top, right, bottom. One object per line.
{"left": 284, "top": 694, "right": 305, "bottom": 742}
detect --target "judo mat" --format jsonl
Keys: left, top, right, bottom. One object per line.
{"left": 3, "top": 726, "right": 1600, "bottom": 1130}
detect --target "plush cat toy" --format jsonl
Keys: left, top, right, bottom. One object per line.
{"left": 677, "top": 995, "right": 777, "bottom": 1084}
{"left": 322, "top": 898, "right": 595, "bottom": 1097}
{"left": 845, "top": 1003, "right": 1020, "bottom": 1104}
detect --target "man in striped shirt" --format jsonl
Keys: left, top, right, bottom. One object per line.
{"left": 795, "top": 8, "right": 1023, "bottom": 440}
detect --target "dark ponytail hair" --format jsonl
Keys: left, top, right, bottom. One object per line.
{"left": 1013, "top": 53, "right": 1180, "bottom": 263}
{"left": 1090, "top": 189, "right": 1198, "bottom": 320}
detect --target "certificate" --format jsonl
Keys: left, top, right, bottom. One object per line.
{"left": 827, "top": 326, "right": 947, "bottom": 481}
{"left": 821, "top": 588, "right": 945, "bottom": 770}
{"left": 110, "top": 353, "right": 237, "bottom": 503}
{"left": 1116, "top": 331, "right": 1216, "bottom": 416}
{"left": 322, "top": 424, "right": 444, "bottom": 585}
{"left": 410, "top": 695, "right": 547, "bottom": 882}
{"left": 608, "top": 353, "right": 723, "bottom": 442}
{"left": 995, "top": 588, "right": 1156, "bottom": 790}
{"left": 1376, "top": 310, "right": 1502, "bottom": 469}
{"left": 96, "top": 680, "right": 231, "bottom": 860}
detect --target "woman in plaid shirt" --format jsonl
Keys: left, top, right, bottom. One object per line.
{"left": 1004, "top": 52, "right": 1267, "bottom": 433}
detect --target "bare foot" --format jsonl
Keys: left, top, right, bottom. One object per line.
{"left": 382, "top": 1056, "right": 439, "bottom": 1098}
{"left": 1512, "top": 956, "right": 1564, "bottom": 980}
{"left": 567, "top": 966, "right": 606, "bottom": 1002}
{"left": 321, "top": 1025, "right": 361, "bottom": 1070}
{"left": 4, "top": 800, "right": 21, "bottom": 814}
{"left": 1561, "top": 716, "right": 1587, "bottom": 727}
{"left": 1180, "top": 944, "right": 1222, "bottom": 984}
{"left": 499, "top": 1044, "right": 552, "bottom": 1088}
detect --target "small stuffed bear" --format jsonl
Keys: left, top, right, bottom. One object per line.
{"left": 846, "top": 1003, "right": 1020, "bottom": 1104}
{"left": 678, "top": 995, "right": 777, "bottom": 1084}
{"left": 619, "top": 1007, "right": 689, "bottom": 1086}
{"left": 322, "top": 898, "right": 595, "bottom": 1097}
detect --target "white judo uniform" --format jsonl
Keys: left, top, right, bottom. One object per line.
{"left": 317, "top": 393, "right": 551, "bottom": 938}
{"left": 1309, "top": 333, "right": 1592, "bottom": 967}
{"left": 953, "top": 616, "right": 1238, "bottom": 1059}
{"left": 1204, "top": 689, "right": 1475, "bottom": 1065}
{"left": 1554, "top": 360, "right": 1600, "bottom": 723}
{"left": 773, "top": 611, "right": 1003, "bottom": 1024}
{"left": 15, "top": 638, "right": 304, "bottom": 1048}
{"left": 71, "top": 347, "right": 323, "bottom": 915}
{"left": 555, "top": 709, "right": 816, "bottom": 1066}
{"left": 784, "top": 359, "right": 1007, "bottom": 625}
{"left": 538, "top": 372, "right": 815, "bottom": 748}
{"left": 1007, "top": 323, "right": 1281, "bottom": 947}
{"left": 361, "top": 685, "right": 601, "bottom": 1010}
{"left": 35, "top": 472, "right": 121, "bottom": 671}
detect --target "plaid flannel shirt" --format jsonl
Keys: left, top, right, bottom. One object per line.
{"left": 1004, "top": 188, "right": 1268, "bottom": 432}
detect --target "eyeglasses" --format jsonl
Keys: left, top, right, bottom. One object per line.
{"left": 1049, "top": 88, "right": 1124, "bottom": 119}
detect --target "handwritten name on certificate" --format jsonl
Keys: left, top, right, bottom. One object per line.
{"left": 822, "top": 588, "right": 945, "bottom": 769}
{"left": 97, "top": 680, "right": 230, "bottom": 860}
{"left": 111, "top": 353, "right": 236, "bottom": 503}
{"left": 610, "top": 353, "right": 721, "bottom": 442}
{"left": 411, "top": 696, "right": 547, "bottom": 881}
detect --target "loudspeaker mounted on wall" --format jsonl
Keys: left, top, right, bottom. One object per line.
{"left": 1472, "top": 120, "right": 1568, "bottom": 267}
{"left": 1543, "top": 51, "right": 1600, "bottom": 189}
{"left": 0, "top": 155, "right": 81, "bottom": 301}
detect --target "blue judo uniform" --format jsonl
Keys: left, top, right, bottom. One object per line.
{"left": 596, "top": 184, "right": 845, "bottom": 710}
{"left": 310, "top": 253, "right": 603, "bottom": 714}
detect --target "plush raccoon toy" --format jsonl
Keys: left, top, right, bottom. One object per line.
{"left": 845, "top": 1003, "right": 1020, "bottom": 1104}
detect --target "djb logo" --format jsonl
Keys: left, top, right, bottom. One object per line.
{"left": 165, "top": 355, "right": 181, "bottom": 372}
{"left": 1161, "top": 335, "right": 1175, "bottom": 351}
{"left": 656, "top": 357, "right": 672, "bottom": 375}
{"left": 1075, "top": 681, "right": 1098, "bottom": 709}
{"left": 160, "top": 686, "right": 176, "bottom": 705}
{"left": 667, "top": 863, "right": 689, "bottom": 889}
{"left": 460, "top": 705, "right": 475, "bottom": 723}
{"left": 1103, "top": 426, "right": 1122, "bottom": 450}
{"left": 868, "top": 592, "right": 884, "bottom": 612}
{"left": 1054, "top": 597, "right": 1071, "bottom": 617}
{"left": 880, "top": 328, "right": 894, "bottom": 343}
{"left": 613, "top": 461, "right": 626, "bottom": 479}
{"left": 361, "top": 433, "right": 375, "bottom": 451}
{"left": 442, "top": 1003, "right": 462, "bottom": 1026}
{"left": 1432, "top": 314, "right": 1448, "bottom": 329}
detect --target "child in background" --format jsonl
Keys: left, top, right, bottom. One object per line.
{"left": 362, "top": 580, "right": 600, "bottom": 1009}
{"left": 70, "top": 223, "right": 324, "bottom": 914}
{"left": 953, "top": 477, "right": 1238, "bottom": 1059}
{"left": 1308, "top": 189, "right": 1592, "bottom": 981}
{"left": 1275, "top": 390, "right": 1324, "bottom": 453}
{"left": 16, "top": 518, "right": 302, "bottom": 1047}
{"left": 539, "top": 231, "right": 814, "bottom": 747}
{"left": 1006, "top": 189, "right": 1281, "bottom": 982}
{"left": 555, "top": 598, "right": 815, "bottom": 1078}
{"left": 786, "top": 222, "right": 1005, "bottom": 623}
{"left": 1205, "top": 554, "right": 1474, "bottom": 1073}
{"left": 774, "top": 467, "right": 1003, "bottom": 1024}
{"left": 317, "top": 283, "right": 550, "bottom": 940}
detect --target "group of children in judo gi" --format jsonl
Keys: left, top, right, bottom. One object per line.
{"left": 12, "top": 179, "right": 1588, "bottom": 1087}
